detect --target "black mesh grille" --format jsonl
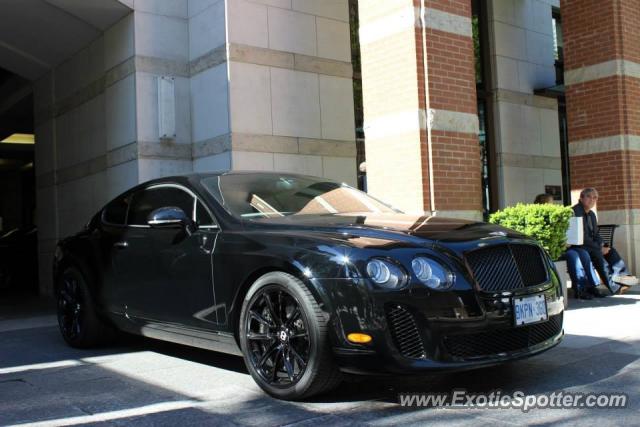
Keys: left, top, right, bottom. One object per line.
{"left": 386, "top": 305, "right": 426, "bottom": 359}
{"left": 442, "top": 314, "right": 563, "bottom": 360}
{"left": 465, "top": 244, "right": 548, "bottom": 292}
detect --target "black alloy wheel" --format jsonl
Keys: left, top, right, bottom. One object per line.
{"left": 56, "top": 266, "right": 115, "bottom": 348}
{"left": 245, "top": 288, "right": 310, "bottom": 386}
{"left": 239, "top": 272, "right": 341, "bottom": 400}
{"left": 57, "top": 272, "right": 84, "bottom": 342}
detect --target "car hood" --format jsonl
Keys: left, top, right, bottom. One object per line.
{"left": 249, "top": 213, "right": 528, "bottom": 248}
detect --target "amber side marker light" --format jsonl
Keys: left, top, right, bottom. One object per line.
{"left": 347, "top": 333, "right": 372, "bottom": 344}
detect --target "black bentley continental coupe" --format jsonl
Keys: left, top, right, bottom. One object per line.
{"left": 54, "top": 172, "right": 564, "bottom": 400}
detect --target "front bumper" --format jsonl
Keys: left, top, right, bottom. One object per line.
{"left": 314, "top": 277, "right": 564, "bottom": 375}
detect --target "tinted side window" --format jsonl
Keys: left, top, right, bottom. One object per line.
{"left": 196, "top": 200, "right": 215, "bottom": 226}
{"left": 102, "top": 195, "right": 130, "bottom": 225}
{"left": 128, "top": 187, "right": 195, "bottom": 226}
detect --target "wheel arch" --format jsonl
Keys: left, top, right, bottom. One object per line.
{"left": 230, "top": 262, "right": 330, "bottom": 347}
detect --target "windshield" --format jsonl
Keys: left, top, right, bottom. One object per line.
{"left": 201, "top": 174, "right": 398, "bottom": 220}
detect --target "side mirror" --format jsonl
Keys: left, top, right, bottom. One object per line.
{"left": 147, "top": 207, "right": 197, "bottom": 235}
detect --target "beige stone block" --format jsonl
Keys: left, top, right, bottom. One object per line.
{"left": 270, "top": 68, "right": 321, "bottom": 138}
{"left": 316, "top": 17, "right": 351, "bottom": 62}
{"left": 526, "top": 31, "right": 554, "bottom": 66}
{"left": 495, "top": 56, "right": 519, "bottom": 92}
{"left": 228, "top": 0, "right": 269, "bottom": 48}
{"left": 292, "top": 0, "right": 348, "bottom": 21}
{"left": 229, "top": 44, "right": 294, "bottom": 69}
{"left": 194, "top": 153, "right": 232, "bottom": 172}
{"left": 274, "top": 153, "right": 322, "bottom": 176}
{"left": 232, "top": 151, "right": 275, "bottom": 171}
{"left": 493, "top": 21, "right": 526, "bottom": 61}
{"left": 322, "top": 156, "right": 356, "bottom": 185}
{"left": 319, "top": 75, "right": 355, "bottom": 141}
{"left": 232, "top": 133, "right": 299, "bottom": 154}
{"left": 501, "top": 166, "right": 544, "bottom": 206}
{"left": 135, "top": 11, "right": 189, "bottom": 62}
{"left": 540, "top": 108, "right": 561, "bottom": 157}
{"left": 293, "top": 54, "right": 352, "bottom": 78}
{"left": 34, "top": 120, "right": 55, "bottom": 174}
{"left": 268, "top": 7, "right": 316, "bottom": 56}
{"left": 36, "top": 187, "right": 58, "bottom": 240}
{"left": 492, "top": 0, "right": 516, "bottom": 25}
{"left": 138, "top": 158, "right": 193, "bottom": 182}
{"left": 190, "top": 64, "right": 230, "bottom": 142}
{"left": 229, "top": 62, "right": 272, "bottom": 134}
{"left": 106, "top": 74, "right": 136, "bottom": 151}
{"left": 192, "top": 134, "right": 232, "bottom": 158}
{"left": 497, "top": 102, "right": 540, "bottom": 156}
{"left": 55, "top": 48, "right": 88, "bottom": 100}
{"left": 299, "top": 138, "right": 356, "bottom": 157}
{"left": 357, "top": 0, "right": 412, "bottom": 23}
{"left": 189, "top": 0, "right": 226, "bottom": 60}
{"left": 248, "top": 0, "right": 292, "bottom": 9}
{"left": 106, "top": 160, "right": 139, "bottom": 199}
{"left": 135, "top": 0, "right": 188, "bottom": 18}
{"left": 188, "top": 0, "right": 221, "bottom": 18}
{"left": 364, "top": 133, "right": 424, "bottom": 213}
{"left": 104, "top": 13, "right": 134, "bottom": 70}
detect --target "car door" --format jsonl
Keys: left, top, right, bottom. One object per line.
{"left": 112, "top": 184, "right": 219, "bottom": 329}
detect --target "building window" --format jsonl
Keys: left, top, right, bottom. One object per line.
{"left": 552, "top": 8, "right": 564, "bottom": 85}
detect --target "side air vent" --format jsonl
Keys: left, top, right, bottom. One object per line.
{"left": 386, "top": 305, "right": 426, "bottom": 359}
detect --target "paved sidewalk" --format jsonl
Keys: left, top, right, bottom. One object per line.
{"left": 0, "top": 290, "right": 638, "bottom": 426}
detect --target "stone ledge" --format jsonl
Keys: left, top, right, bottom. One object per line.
{"left": 565, "top": 59, "right": 640, "bottom": 86}
{"left": 569, "top": 135, "right": 640, "bottom": 156}
{"left": 495, "top": 89, "right": 558, "bottom": 110}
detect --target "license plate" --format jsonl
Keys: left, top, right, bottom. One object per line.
{"left": 513, "top": 294, "right": 548, "bottom": 326}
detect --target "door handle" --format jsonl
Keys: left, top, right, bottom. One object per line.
{"left": 113, "top": 241, "right": 129, "bottom": 249}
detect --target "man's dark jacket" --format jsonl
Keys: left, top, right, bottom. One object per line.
{"left": 572, "top": 202, "right": 603, "bottom": 253}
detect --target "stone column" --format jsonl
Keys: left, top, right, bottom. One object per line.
{"left": 358, "top": 0, "right": 481, "bottom": 218}
{"left": 192, "top": 0, "right": 357, "bottom": 185}
{"left": 562, "top": 0, "right": 640, "bottom": 271}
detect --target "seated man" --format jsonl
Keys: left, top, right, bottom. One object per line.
{"left": 533, "top": 193, "right": 601, "bottom": 299}
{"left": 572, "top": 187, "right": 636, "bottom": 296}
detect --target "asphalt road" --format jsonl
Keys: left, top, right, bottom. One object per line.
{"left": 1, "top": 290, "right": 639, "bottom": 426}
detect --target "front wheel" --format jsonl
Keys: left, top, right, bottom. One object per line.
{"left": 239, "top": 272, "right": 342, "bottom": 400}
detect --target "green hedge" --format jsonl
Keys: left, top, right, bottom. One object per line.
{"left": 489, "top": 203, "right": 574, "bottom": 260}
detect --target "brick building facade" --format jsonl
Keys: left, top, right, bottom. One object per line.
{"left": 563, "top": 0, "right": 640, "bottom": 270}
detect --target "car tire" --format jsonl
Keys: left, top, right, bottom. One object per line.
{"left": 56, "top": 266, "right": 116, "bottom": 348}
{"left": 239, "top": 271, "right": 342, "bottom": 400}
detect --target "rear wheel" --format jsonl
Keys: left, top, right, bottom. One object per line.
{"left": 239, "top": 272, "right": 342, "bottom": 400}
{"left": 57, "top": 266, "right": 115, "bottom": 348}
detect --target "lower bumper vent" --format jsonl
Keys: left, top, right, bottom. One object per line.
{"left": 386, "top": 305, "right": 426, "bottom": 359}
{"left": 442, "top": 314, "right": 563, "bottom": 360}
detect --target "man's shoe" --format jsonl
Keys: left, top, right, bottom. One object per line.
{"left": 576, "top": 291, "right": 593, "bottom": 300}
{"left": 613, "top": 284, "right": 630, "bottom": 295}
{"left": 588, "top": 287, "right": 605, "bottom": 298}
{"left": 612, "top": 274, "right": 640, "bottom": 286}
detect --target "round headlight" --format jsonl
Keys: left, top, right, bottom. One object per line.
{"left": 411, "top": 256, "right": 454, "bottom": 290}
{"left": 366, "top": 258, "right": 407, "bottom": 289}
{"left": 366, "top": 259, "right": 390, "bottom": 283}
{"left": 411, "top": 257, "right": 432, "bottom": 282}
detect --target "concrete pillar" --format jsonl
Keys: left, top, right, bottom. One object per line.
{"left": 487, "top": 0, "right": 561, "bottom": 208}
{"left": 562, "top": 0, "right": 640, "bottom": 272}
{"left": 358, "top": 0, "right": 481, "bottom": 219}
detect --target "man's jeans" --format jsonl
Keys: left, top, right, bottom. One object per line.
{"left": 565, "top": 247, "right": 600, "bottom": 292}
